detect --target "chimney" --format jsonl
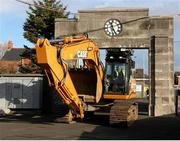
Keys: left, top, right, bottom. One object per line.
{"left": 7, "top": 40, "right": 13, "bottom": 50}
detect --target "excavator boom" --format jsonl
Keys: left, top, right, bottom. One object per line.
{"left": 35, "top": 36, "right": 103, "bottom": 119}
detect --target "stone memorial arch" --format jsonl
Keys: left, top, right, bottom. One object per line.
{"left": 55, "top": 8, "right": 174, "bottom": 116}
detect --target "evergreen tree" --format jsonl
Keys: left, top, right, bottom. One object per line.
{"left": 23, "top": 0, "right": 68, "bottom": 43}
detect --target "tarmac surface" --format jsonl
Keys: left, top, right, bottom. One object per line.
{"left": 0, "top": 99, "right": 180, "bottom": 140}
{"left": 1, "top": 112, "right": 180, "bottom": 140}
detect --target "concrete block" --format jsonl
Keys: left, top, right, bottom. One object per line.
{"left": 155, "top": 80, "right": 170, "bottom": 88}
{"left": 93, "top": 38, "right": 150, "bottom": 48}
{"left": 155, "top": 71, "right": 173, "bottom": 79}
{"left": 155, "top": 104, "right": 175, "bottom": 116}
{"left": 162, "top": 97, "right": 169, "bottom": 105}
{"left": 155, "top": 38, "right": 169, "bottom": 46}
{"left": 150, "top": 17, "right": 173, "bottom": 29}
{"left": 55, "top": 19, "right": 78, "bottom": 37}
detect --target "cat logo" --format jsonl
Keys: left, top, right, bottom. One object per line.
{"left": 77, "top": 51, "right": 88, "bottom": 58}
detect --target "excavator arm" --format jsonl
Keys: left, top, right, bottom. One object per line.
{"left": 35, "top": 35, "right": 103, "bottom": 119}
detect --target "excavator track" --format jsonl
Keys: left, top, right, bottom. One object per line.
{"left": 109, "top": 100, "right": 138, "bottom": 127}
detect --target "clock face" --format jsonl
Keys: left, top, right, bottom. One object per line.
{"left": 104, "top": 19, "right": 122, "bottom": 37}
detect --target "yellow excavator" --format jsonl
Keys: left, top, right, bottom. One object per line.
{"left": 35, "top": 34, "right": 138, "bottom": 126}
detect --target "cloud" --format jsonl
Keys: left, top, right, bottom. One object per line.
{"left": 62, "top": 0, "right": 180, "bottom": 16}
{"left": 149, "top": 1, "right": 180, "bottom": 16}
{"left": 95, "top": 1, "right": 109, "bottom": 8}
{"left": 0, "top": 0, "right": 19, "bottom": 13}
{"left": 0, "top": 0, "right": 33, "bottom": 18}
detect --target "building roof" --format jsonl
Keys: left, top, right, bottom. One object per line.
{"left": 133, "top": 69, "right": 144, "bottom": 78}
{"left": 175, "top": 72, "right": 180, "bottom": 77}
{"left": 1, "top": 48, "right": 25, "bottom": 61}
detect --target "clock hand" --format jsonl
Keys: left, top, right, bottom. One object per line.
{"left": 110, "top": 23, "right": 116, "bottom": 35}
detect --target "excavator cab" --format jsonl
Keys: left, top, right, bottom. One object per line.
{"left": 102, "top": 49, "right": 138, "bottom": 127}
{"left": 103, "top": 49, "right": 136, "bottom": 99}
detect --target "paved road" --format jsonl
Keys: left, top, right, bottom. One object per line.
{"left": 1, "top": 113, "right": 180, "bottom": 140}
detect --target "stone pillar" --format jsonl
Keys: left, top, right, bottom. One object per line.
{"left": 150, "top": 36, "right": 175, "bottom": 116}
{"left": 149, "top": 17, "right": 175, "bottom": 116}
{"left": 156, "top": 36, "right": 174, "bottom": 116}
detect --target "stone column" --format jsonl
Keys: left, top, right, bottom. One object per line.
{"left": 151, "top": 36, "right": 175, "bottom": 116}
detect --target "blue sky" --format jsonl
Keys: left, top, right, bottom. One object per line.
{"left": 0, "top": 0, "right": 180, "bottom": 71}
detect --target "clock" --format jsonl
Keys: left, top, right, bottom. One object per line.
{"left": 104, "top": 19, "right": 122, "bottom": 37}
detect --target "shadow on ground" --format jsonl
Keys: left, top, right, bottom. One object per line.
{"left": 1, "top": 99, "right": 180, "bottom": 140}
{"left": 80, "top": 114, "right": 180, "bottom": 140}
{"left": 0, "top": 109, "right": 69, "bottom": 125}
{"left": 0, "top": 114, "right": 48, "bottom": 125}
{"left": 80, "top": 100, "right": 180, "bottom": 140}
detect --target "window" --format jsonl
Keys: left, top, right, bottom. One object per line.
{"left": 105, "top": 63, "right": 126, "bottom": 93}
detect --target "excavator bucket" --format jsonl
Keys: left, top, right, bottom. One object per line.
{"left": 69, "top": 67, "right": 102, "bottom": 103}
{"left": 60, "top": 39, "right": 103, "bottom": 103}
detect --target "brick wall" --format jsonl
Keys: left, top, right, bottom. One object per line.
{"left": 0, "top": 61, "right": 19, "bottom": 73}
